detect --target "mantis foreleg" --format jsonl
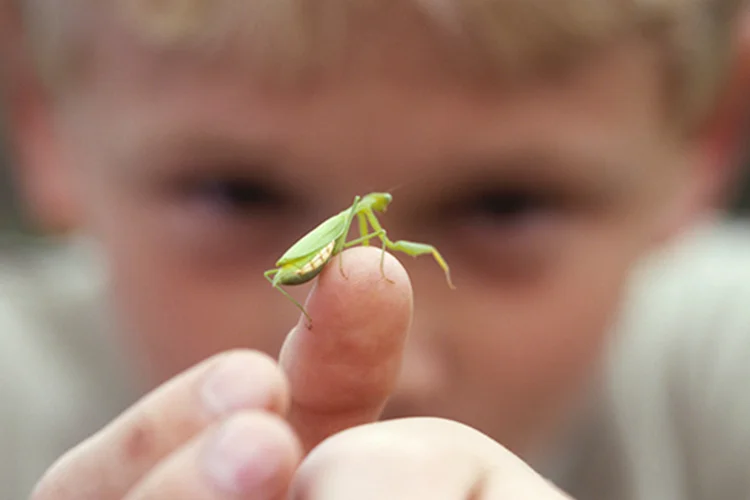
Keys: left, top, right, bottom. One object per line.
{"left": 358, "top": 213, "right": 370, "bottom": 246}
{"left": 335, "top": 197, "right": 364, "bottom": 279}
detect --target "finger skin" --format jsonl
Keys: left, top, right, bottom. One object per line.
{"left": 290, "top": 417, "right": 574, "bottom": 500}
{"left": 32, "top": 350, "right": 289, "bottom": 500}
{"left": 280, "top": 246, "right": 413, "bottom": 453}
{"left": 125, "top": 412, "right": 302, "bottom": 500}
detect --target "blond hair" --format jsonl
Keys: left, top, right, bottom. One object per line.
{"left": 8, "top": 0, "right": 749, "bottom": 132}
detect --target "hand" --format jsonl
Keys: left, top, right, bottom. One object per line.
{"left": 291, "top": 417, "right": 573, "bottom": 500}
{"left": 31, "top": 246, "right": 413, "bottom": 499}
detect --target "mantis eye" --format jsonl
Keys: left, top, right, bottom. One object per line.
{"left": 370, "top": 192, "right": 393, "bottom": 212}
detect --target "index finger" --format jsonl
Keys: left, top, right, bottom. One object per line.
{"left": 31, "top": 350, "right": 289, "bottom": 500}
{"left": 279, "top": 246, "right": 413, "bottom": 453}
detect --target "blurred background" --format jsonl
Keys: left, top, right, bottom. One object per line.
{"left": 1, "top": 148, "right": 22, "bottom": 233}
{"left": 0, "top": 138, "right": 23, "bottom": 234}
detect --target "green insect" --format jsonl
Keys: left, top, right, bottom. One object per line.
{"left": 264, "top": 192, "right": 455, "bottom": 326}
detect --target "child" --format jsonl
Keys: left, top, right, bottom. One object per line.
{"left": 2, "top": 0, "right": 750, "bottom": 498}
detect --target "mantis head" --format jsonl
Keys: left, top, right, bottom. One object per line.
{"left": 366, "top": 192, "right": 393, "bottom": 212}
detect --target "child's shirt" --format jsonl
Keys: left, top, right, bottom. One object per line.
{"left": 546, "top": 218, "right": 750, "bottom": 499}
{"left": 0, "top": 236, "right": 139, "bottom": 497}
{"left": 2, "top": 219, "right": 750, "bottom": 499}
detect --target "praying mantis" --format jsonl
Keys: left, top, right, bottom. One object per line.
{"left": 264, "top": 192, "right": 455, "bottom": 326}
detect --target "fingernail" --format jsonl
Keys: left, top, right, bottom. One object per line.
{"left": 203, "top": 416, "right": 281, "bottom": 494}
{"left": 200, "top": 354, "right": 270, "bottom": 415}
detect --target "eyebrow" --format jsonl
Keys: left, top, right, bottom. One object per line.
{"left": 116, "top": 119, "right": 638, "bottom": 208}
{"left": 107, "top": 130, "right": 312, "bottom": 207}
{"left": 116, "top": 128, "right": 293, "bottom": 179}
{"left": 428, "top": 145, "right": 637, "bottom": 198}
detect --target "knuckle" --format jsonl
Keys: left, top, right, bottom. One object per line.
{"left": 115, "top": 405, "right": 191, "bottom": 471}
{"left": 119, "top": 411, "right": 159, "bottom": 466}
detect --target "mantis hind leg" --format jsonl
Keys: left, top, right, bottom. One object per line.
{"left": 264, "top": 269, "right": 313, "bottom": 328}
{"left": 383, "top": 239, "right": 455, "bottom": 289}
{"left": 361, "top": 208, "right": 453, "bottom": 287}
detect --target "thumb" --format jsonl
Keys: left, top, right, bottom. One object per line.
{"left": 279, "top": 246, "right": 413, "bottom": 453}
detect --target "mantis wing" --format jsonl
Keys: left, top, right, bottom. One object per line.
{"left": 276, "top": 210, "right": 350, "bottom": 265}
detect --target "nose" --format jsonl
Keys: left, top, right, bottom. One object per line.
{"left": 383, "top": 325, "right": 445, "bottom": 418}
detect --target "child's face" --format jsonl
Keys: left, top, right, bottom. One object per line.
{"left": 36, "top": 21, "right": 705, "bottom": 455}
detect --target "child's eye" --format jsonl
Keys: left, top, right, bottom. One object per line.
{"left": 476, "top": 191, "right": 544, "bottom": 218}
{"left": 179, "top": 175, "right": 290, "bottom": 217}
{"left": 458, "top": 188, "right": 558, "bottom": 227}
{"left": 436, "top": 186, "right": 574, "bottom": 280}
{"left": 162, "top": 173, "right": 299, "bottom": 259}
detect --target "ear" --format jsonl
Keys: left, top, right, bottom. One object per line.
{"left": 690, "top": 10, "right": 750, "bottom": 210}
{"left": 650, "top": 12, "right": 750, "bottom": 246}
{"left": 2, "top": 24, "right": 81, "bottom": 234}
